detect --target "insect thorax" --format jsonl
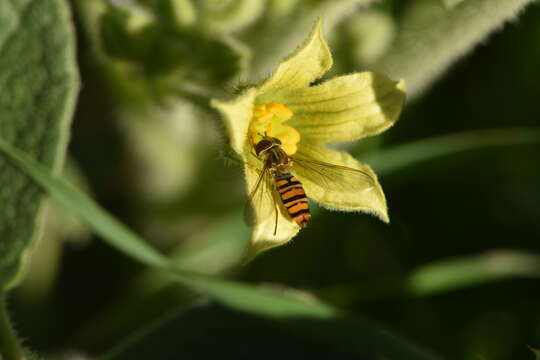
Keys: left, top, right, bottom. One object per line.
{"left": 255, "top": 137, "right": 292, "bottom": 176}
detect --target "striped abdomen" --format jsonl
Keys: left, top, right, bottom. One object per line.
{"left": 275, "top": 174, "right": 311, "bottom": 228}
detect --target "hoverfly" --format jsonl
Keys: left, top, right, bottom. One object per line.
{"left": 246, "top": 135, "right": 377, "bottom": 235}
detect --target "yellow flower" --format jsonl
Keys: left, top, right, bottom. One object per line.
{"left": 212, "top": 19, "right": 406, "bottom": 261}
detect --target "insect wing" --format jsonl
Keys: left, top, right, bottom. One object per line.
{"left": 291, "top": 156, "right": 377, "bottom": 193}
{"left": 244, "top": 161, "right": 276, "bottom": 227}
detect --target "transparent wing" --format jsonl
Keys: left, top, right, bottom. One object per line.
{"left": 244, "top": 159, "right": 277, "bottom": 227}
{"left": 291, "top": 156, "right": 377, "bottom": 193}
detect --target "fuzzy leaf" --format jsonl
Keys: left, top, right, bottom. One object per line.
{"left": 100, "top": 4, "right": 249, "bottom": 85}
{"left": 0, "top": 0, "right": 78, "bottom": 290}
{"left": 372, "top": 0, "right": 536, "bottom": 98}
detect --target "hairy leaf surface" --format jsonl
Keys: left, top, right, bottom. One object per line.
{"left": 0, "top": 0, "right": 78, "bottom": 290}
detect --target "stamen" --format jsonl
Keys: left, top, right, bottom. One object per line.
{"left": 254, "top": 113, "right": 272, "bottom": 122}
{"left": 266, "top": 122, "right": 273, "bottom": 134}
{"left": 248, "top": 102, "right": 300, "bottom": 156}
{"left": 253, "top": 104, "right": 267, "bottom": 113}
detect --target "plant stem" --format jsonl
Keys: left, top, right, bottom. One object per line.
{"left": 0, "top": 294, "right": 24, "bottom": 360}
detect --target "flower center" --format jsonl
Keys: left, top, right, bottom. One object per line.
{"left": 248, "top": 102, "right": 301, "bottom": 156}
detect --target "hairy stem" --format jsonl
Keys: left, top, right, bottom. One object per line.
{"left": 0, "top": 295, "right": 24, "bottom": 360}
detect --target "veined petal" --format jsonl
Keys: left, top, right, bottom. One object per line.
{"left": 211, "top": 88, "right": 257, "bottom": 155}
{"left": 285, "top": 73, "right": 405, "bottom": 143}
{"left": 293, "top": 142, "right": 389, "bottom": 222}
{"left": 245, "top": 214, "right": 300, "bottom": 262}
{"left": 256, "top": 19, "right": 332, "bottom": 100}
{"left": 243, "top": 151, "right": 300, "bottom": 262}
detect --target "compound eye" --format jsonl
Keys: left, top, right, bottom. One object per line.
{"left": 255, "top": 139, "right": 272, "bottom": 155}
{"left": 273, "top": 137, "right": 282, "bottom": 145}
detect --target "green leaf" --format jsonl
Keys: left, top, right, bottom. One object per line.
{"left": 315, "top": 249, "right": 540, "bottom": 306}
{"left": 99, "top": 5, "right": 153, "bottom": 63}
{"left": 0, "top": 139, "right": 442, "bottom": 360}
{"left": 372, "top": 0, "right": 536, "bottom": 98}
{"left": 18, "top": 159, "right": 91, "bottom": 302}
{"left": 529, "top": 346, "right": 540, "bottom": 360}
{"left": 167, "top": 0, "right": 197, "bottom": 28}
{"left": 0, "top": 0, "right": 79, "bottom": 290}
{"left": 112, "top": 275, "right": 444, "bottom": 360}
{"left": 67, "top": 210, "right": 249, "bottom": 351}
{"left": 406, "top": 250, "right": 540, "bottom": 297}
{"left": 361, "top": 128, "right": 540, "bottom": 176}
{"left": 99, "top": 3, "right": 249, "bottom": 86}
{"left": 197, "top": 0, "right": 266, "bottom": 33}
{"left": 168, "top": 212, "right": 249, "bottom": 273}
{"left": 0, "top": 139, "right": 169, "bottom": 270}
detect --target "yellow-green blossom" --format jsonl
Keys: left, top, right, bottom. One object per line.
{"left": 212, "top": 19, "right": 406, "bottom": 260}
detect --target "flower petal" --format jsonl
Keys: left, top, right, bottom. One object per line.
{"left": 284, "top": 72, "right": 405, "bottom": 143}
{"left": 243, "top": 151, "right": 300, "bottom": 262}
{"left": 211, "top": 88, "right": 257, "bottom": 155}
{"left": 293, "top": 142, "right": 389, "bottom": 222}
{"left": 256, "top": 18, "right": 332, "bottom": 100}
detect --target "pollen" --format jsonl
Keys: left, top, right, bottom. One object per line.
{"left": 249, "top": 102, "right": 301, "bottom": 155}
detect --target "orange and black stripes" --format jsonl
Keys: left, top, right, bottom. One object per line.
{"left": 275, "top": 175, "right": 311, "bottom": 228}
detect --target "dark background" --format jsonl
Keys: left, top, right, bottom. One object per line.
{"left": 10, "top": 1, "right": 540, "bottom": 359}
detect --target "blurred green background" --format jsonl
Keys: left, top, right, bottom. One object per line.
{"left": 6, "top": 0, "right": 540, "bottom": 359}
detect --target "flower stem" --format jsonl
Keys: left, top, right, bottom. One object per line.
{"left": 0, "top": 294, "right": 24, "bottom": 360}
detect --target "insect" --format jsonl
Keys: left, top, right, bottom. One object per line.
{"left": 247, "top": 135, "right": 377, "bottom": 235}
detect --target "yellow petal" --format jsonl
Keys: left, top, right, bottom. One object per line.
{"left": 256, "top": 18, "right": 333, "bottom": 100}
{"left": 284, "top": 73, "right": 405, "bottom": 143}
{"left": 211, "top": 88, "right": 257, "bottom": 155}
{"left": 243, "top": 149, "right": 300, "bottom": 262}
{"left": 293, "top": 142, "right": 389, "bottom": 222}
